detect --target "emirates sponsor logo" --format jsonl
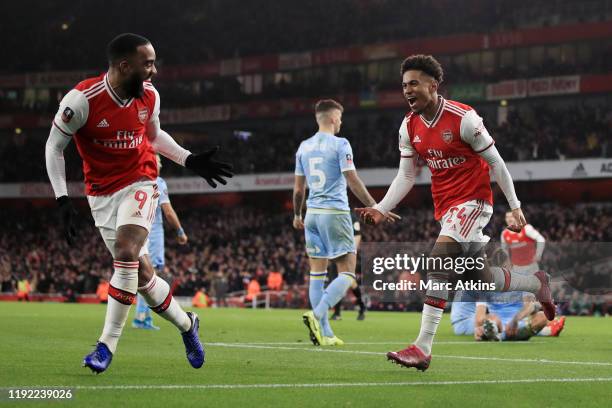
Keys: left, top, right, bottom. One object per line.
{"left": 97, "top": 118, "right": 109, "bottom": 128}
{"left": 93, "top": 130, "right": 144, "bottom": 149}
{"left": 426, "top": 156, "right": 467, "bottom": 169}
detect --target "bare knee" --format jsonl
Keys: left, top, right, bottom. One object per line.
{"left": 114, "top": 225, "right": 147, "bottom": 262}
{"left": 138, "top": 256, "right": 155, "bottom": 287}
{"left": 334, "top": 253, "right": 356, "bottom": 273}
{"left": 114, "top": 239, "right": 141, "bottom": 262}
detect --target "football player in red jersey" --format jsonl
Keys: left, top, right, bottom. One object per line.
{"left": 45, "top": 33, "right": 233, "bottom": 373}
{"left": 501, "top": 211, "right": 546, "bottom": 275}
{"left": 356, "top": 55, "right": 554, "bottom": 371}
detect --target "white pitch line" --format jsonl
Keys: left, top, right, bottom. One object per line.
{"left": 226, "top": 341, "right": 535, "bottom": 345}
{"left": 6, "top": 378, "right": 610, "bottom": 391}
{"left": 208, "top": 342, "right": 612, "bottom": 367}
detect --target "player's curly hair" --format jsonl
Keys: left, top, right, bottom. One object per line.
{"left": 400, "top": 54, "right": 444, "bottom": 83}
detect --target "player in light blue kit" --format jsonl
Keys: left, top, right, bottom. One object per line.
{"left": 450, "top": 291, "right": 484, "bottom": 336}
{"left": 133, "top": 155, "right": 188, "bottom": 330}
{"left": 293, "top": 99, "right": 398, "bottom": 346}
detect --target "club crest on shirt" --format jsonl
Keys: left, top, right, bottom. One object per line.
{"left": 441, "top": 129, "right": 453, "bottom": 144}
{"left": 61, "top": 107, "right": 75, "bottom": 123}
{"left": 137, "top": 108, "right": 149, "bottom": 124}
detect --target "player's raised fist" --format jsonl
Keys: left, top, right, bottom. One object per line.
{"left": 355, "top": 207, "right": 385, "bottom": 225}
{"left": 185, "top": 146, "right": 234, "bottom": 188}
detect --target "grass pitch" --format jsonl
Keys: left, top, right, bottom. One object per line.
{"left": 0, "top": 302, "right": 610, "bottom": 407}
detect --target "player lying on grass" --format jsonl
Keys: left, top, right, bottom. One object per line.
{"left": 481, "top": 293, "right": 566, "bottom": 341}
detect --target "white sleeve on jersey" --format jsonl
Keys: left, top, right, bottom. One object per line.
{"left": 45, "top": 89, "right": 88, "bottom": 198}
{"left": 45, "top": 126, "right": 72, "bottom": 198}
{"left": 478, "top": 145, "right": 521, "bottom": 210}
{"left": 459, "top": 110, "right": 494, "bottom": 152}
{"left": 463, "top": 109, "right": 520, "bottom": 210}
{"left": 146, "top": 89, "right": 191, "bottom": 166}
{"left": 53, "top": 89, "right": 89, "bottom": 135}
{"left": 398, "top": 116, "right": 415, "bottom": 157}
{"left": 150, "top": 86, "right": 161, "bottom": 123}
{"left": 373, "top": 156, "right": 416, "bottom": 214}
{"left": 524, "top": 224, "right": 546, "bottom": 260}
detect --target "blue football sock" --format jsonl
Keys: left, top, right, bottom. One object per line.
{"left": 135, "top": 294, "right": 149, "bottom": 321}
{"left": 314, "top": 273, "right": 355, "bottom": 320}
{"left": 309, "top": 272, "right": 333, "bottom": 337}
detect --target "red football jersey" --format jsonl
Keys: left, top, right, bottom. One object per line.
{"left": 501, "top": 225, "right": 540, "bottom": 266}
{"left": 399, "top": 97, "right": 494, "bottom": 220}
{"left": 53, "top": 73, "right": 159, "bottom": 195}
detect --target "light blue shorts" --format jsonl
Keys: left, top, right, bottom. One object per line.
{"left": 304, "top": 210, "right": 355, "bottom": 259}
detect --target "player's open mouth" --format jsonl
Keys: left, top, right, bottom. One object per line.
{"left": 406, "top": 96, "right": 417, "bottom": 108}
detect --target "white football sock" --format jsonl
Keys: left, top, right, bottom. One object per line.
{"left": 139, "top": 274, "right": 190, "bottom": 332}
{"left": 414, "top": 303, "right": 444, "bottom": 356}
{"left": 99, "top": 260, "right": 139, "bottom": 354}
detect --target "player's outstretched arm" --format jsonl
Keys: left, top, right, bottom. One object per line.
{"left": 343, "top": 169, "right": 377, "bottom": 207}
{"left": 147, "top": 117, "right": 233, "bottom": 188}
{"left": 461, "top": 110, "right": 525, "bottom": 231}
{"left": 184, "top": 147, "right": 234, "bottom": 188}
{"left": 478, "top": 145, "right": 525, "bottom": 232}
{"left": 355, "top": 156, "right": 415, "bottom": 225}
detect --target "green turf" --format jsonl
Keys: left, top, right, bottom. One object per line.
{"left": 0, "top": 303, "right": 610, "bottom": 407}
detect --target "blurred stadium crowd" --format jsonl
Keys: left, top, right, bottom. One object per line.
{"left": 1, "top": 102, "right": 610, "bottom": 182}
{"left": 1, "top": 202, "right": 609, "bottom": 315}
{"left": 0, "top": 0, "right": 610, "bottom": 318}
{"left": 2, "top": 0, "right": 608, "bottom": 73}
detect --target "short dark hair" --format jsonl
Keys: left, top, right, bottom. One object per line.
{"left": 400, "top": 54, "right": 444, "bottom": 83}
{"left": 107, "top": 33, "right": 151, "bottom": 64}
{"left": 315, "top": 99, "right": 344, "bottom": 114}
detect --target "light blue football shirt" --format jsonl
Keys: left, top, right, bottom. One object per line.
{"left": 149, "top": 177, "right": 170, "bottom": 245}
{"left": 486, "top": 291, "right": 525, "bottom": 325}
{"left": 295, "top": 132, "right": 355, "bottom": 211}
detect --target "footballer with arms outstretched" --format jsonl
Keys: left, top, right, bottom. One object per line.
{"left": 356, "top": 55, "right": 555, "bottom": 371}
{"left": 45, "top": 33, "right": 233, "bottom": 373}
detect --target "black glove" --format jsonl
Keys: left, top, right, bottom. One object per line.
{"left": 185, "top": 147, "right": 234, "bottom": 188}
{"left": 57, "top": 195, "right": 77, "bottom": 246}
